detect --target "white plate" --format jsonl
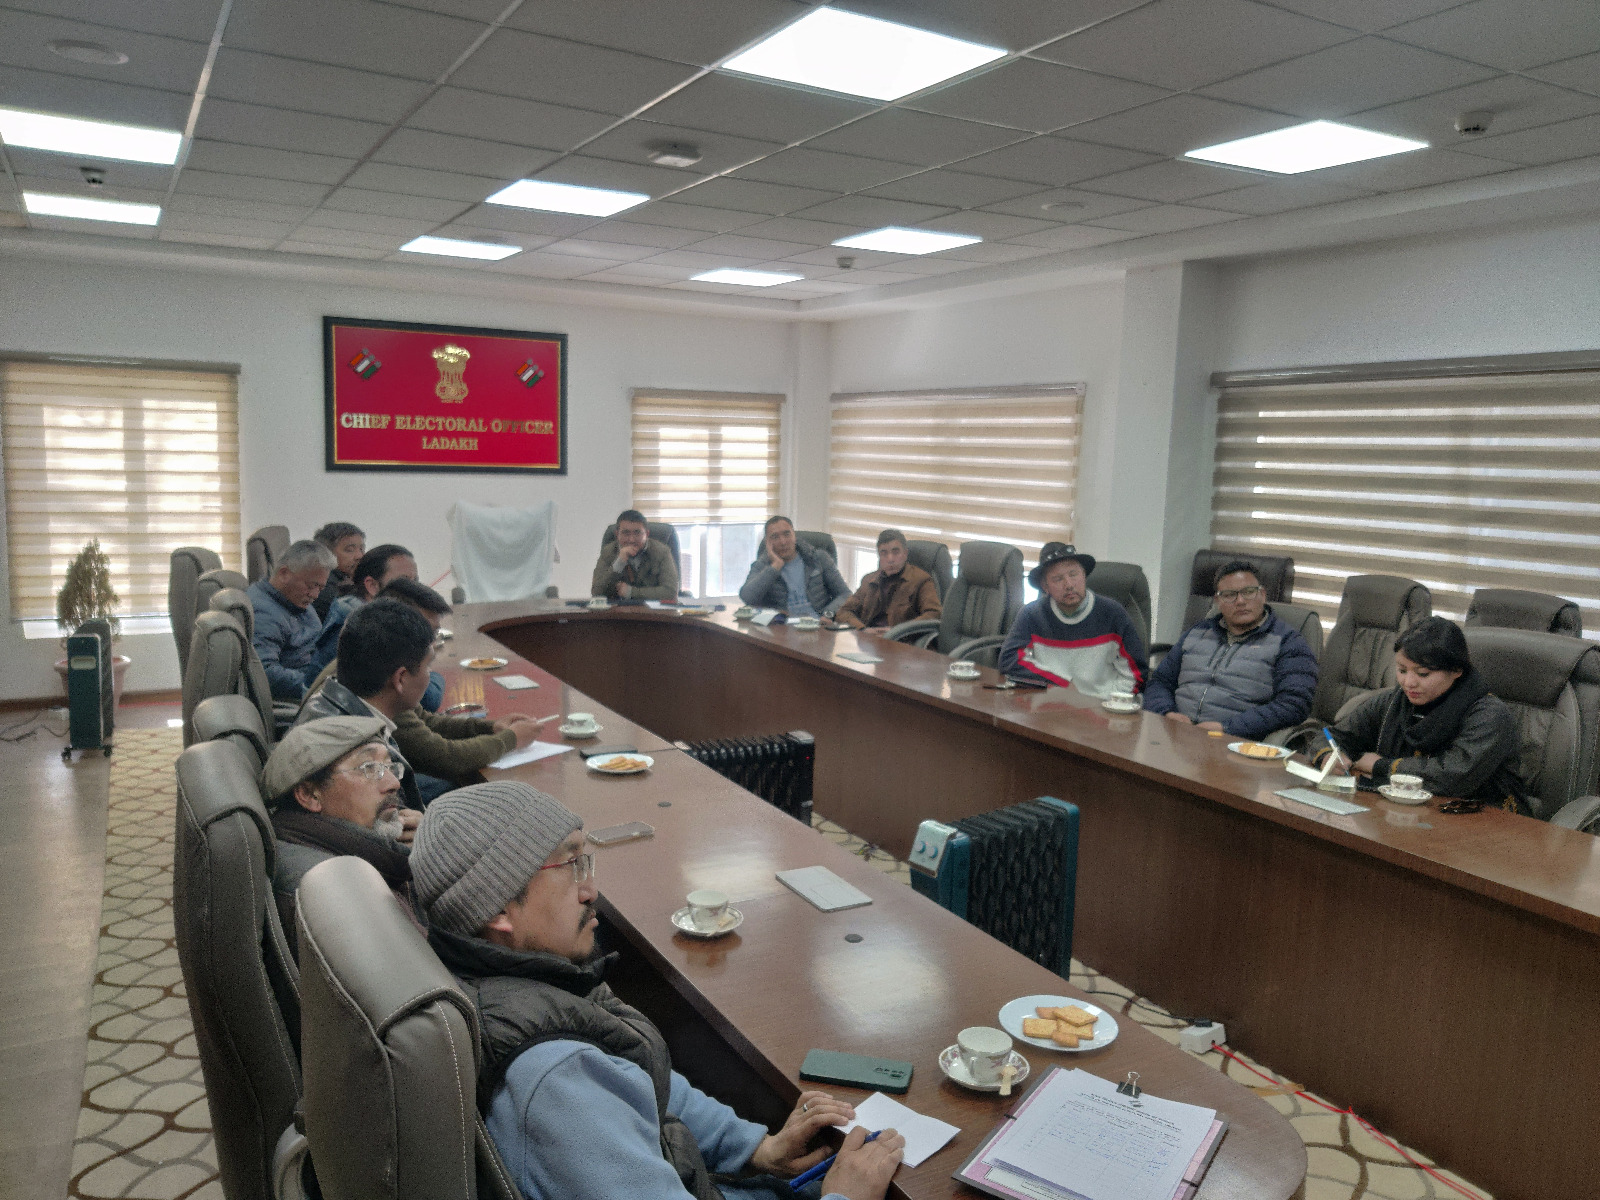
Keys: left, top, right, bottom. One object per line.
{"left": 938, "top": 1045, "right": 1031, "bottom": 1093}
{"left": 1379, "top": 784, "right": 1432, "bottom": 805}
{"left": 671, "top": 905, "right": 743, "bottom": 938}
{"left": 586, "top": 752, "right": 654, "bottom": 775}
{"left": 1227, "top": 741, "right": 1293, "bottom": 761}
{"left": 560, "top": 723, "right": 602, "bottom": 739}
{"left": 999, "top": 995, "right": 1119, "bottom": 1052}
{"left": 1100, "top": 698, "right": 1141, "bottom": 713}
{"left": 460, "top": 656, "right": 509, "bottom": 670}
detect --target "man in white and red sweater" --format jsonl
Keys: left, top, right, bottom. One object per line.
{"left": 999, "top": 542, "right": 1146, "bottom": 697}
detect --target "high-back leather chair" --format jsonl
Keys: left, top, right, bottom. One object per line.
{"left": 1464, "top": 627, "right": 1600, "bottom": 820}
{"left": 170, "top": 547, "right": 223, "bottom": 678}
{"left": 247, "top": 525, "right": 291, "bottom": 584}
{"left": 888, "top": 540, "right": 1023, "bottom": 667}
{"left": 1271, "top": 601, "right": 1325, "bottom": 661}
{"left": 197, "top": 568, "right": 250, "bottom": 618}
{"left": 1085, "top": 562, "right": 1152, "bottom": 659}
{"left": 796, "top": 530, "right": 838, "bottom": 565}
{"left": 172, "top": 738, "right": 307, "bottom": 1200}
{"left": 906, "top": 539, "right": 954, "bottom": 601}
{"left": 185, "top": 610, "right": 280, "bottom": 747}
{"left": 1466, "top": 588, "right": 1583, "bottom": 637}
{"left": 192, "top": 694, "right": 273, "bottom": 772}
{"left": 212, "top": 585, "right": 256, "bottom": 641}
{"left": 601, "top": 520, "right": 682, "bottom": 575}
{"left": 1180, "top": 550, "right": 1295, "bottom": 631}
{"left": 1311, "top": 575, "right": 1432, "bottom": 723}
{"left": 296, "top": 856, "right": 519, "bottom": 1200}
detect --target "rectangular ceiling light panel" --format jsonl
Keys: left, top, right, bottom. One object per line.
{"left": 833, "top": 226, "right": 981, "bottom": 254}
{"left": 1185, "top": 120, "right": 1427, "bottom": 174}
{"left": 722, "top": 7, "right": 1006, "bottom": 102}
{"left": 692, "top": 268, "right": 803, "bottom": 286}
{"left": 486, "top": 179, "right": 648, "bottom": 217}
{"left": 400, "top": 235, "right": 520, "bottom": 260}
{"left": 0, "top": 107, "right": 182, "bottom": 165}
{"left": 23, "top": 192, "right": 161, "bottom": 225}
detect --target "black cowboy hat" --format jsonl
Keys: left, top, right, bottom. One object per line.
{"left": 1029, "top": 542, "right": 1096, "bottom": 588}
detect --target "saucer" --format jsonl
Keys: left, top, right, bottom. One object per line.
{"left": 947, "top": 668, "right": 981, "bottom": 681}
{"left": 1379, "top": 784, "right": 1432, "bottom": 805}
{"left": 1100, "top": 698, "right": 1141, "bottom": 713}
{"left": 938, "top": 1045, "right": 1030, "bottom": 1093}
{"left": 560, "top": 723, "right": 602, "bottom": 739}
{"left": 671, "top": 906, "right": 743, "bottom": 939}
{"left": 791, "top": 620, "right": 822, "bottom": 631}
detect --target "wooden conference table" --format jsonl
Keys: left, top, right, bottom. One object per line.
{"left": 436, "top": 607, "right": 1307, "bottom": 1200}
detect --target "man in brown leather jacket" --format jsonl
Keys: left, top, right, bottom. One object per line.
{"left": 835, "top": 529, "right": 941, "bottom": 635}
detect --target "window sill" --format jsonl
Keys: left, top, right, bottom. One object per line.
{"left": 20, "top": 616, "right": 173, "bottom": 639}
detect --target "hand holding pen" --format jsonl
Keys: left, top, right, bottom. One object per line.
{"left": 791, "top": 1127, "right": 905, "bottom": 1195}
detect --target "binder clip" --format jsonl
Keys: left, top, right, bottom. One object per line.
{"left": 1116, "top": 1071, "right": 1143, "bottom": 1106}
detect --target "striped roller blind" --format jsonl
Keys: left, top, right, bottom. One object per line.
{"left": 828, "top": 386, "right": 1083, "bottom": 560}
{"left": 1210, "top": 370, "right": 1600, "bottom": 635}
{"left": 631, "top": 390, "right": 783, "bottom": 524}
{"left": 2, "top": 359, "right": 241, "bottom": 621}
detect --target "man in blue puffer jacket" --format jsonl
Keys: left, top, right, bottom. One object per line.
{"left": 1143, "top": 560, "right": 1318, "bottom": 740}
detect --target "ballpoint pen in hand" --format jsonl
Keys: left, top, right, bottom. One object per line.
{"left": 789, "top": 1131, "right": 882, "bottom": 1191}
{"left": 1322, "top": 726, "right": 1346, "bottom": 771}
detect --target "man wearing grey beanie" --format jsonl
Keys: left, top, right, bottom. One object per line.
{"left": 411, "top": 782, "right": 903, "bottom": 1200}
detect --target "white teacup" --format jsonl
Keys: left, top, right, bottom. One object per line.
{"left": 588, "top": 595, "right": 609, "bottom": 609}
{"left": 565, "top": 711, "right": 598, "bottom": 734}
{"left": 956, "top": 1026, "right": 1013, "bottom": 1085}
{"left": 687, "top": 889, "right": 729, "bottom": 932}
{"left": 1389, "top": 772, "right": 1426, "bottom": 796}
{"left": 1106, "top": 690, "right": 1137, "bottom": 707}
{"left": 947, "top": 660, "right": 980, "bottom": 679}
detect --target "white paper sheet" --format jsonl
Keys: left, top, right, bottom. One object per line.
{"left": 493, "top": 674, "right": 540, "bottom": 690}
{"left": 841, "top": 1092, "right": 959, "bottom": 1168}
{"left": 836, "top": 651, "right": 884, "bottom": 664}
{"left": 486, "top": 741, "right": 574, "bottom": 770}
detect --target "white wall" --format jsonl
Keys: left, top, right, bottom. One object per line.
{"left": 0, "top": 256, "right": 798, "bottom": 702}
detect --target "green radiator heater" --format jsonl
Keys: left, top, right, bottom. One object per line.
{"left": 62, "top": 619, "right": 115, "bottom": 761}
{"left": 907, "top": 796, "right": 1079, "bottom": 977}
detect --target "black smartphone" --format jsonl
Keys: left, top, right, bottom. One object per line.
{"left": 799, "top": 1049, "right": 913, "bottom": 1094}
{"left": 578, "top": 743, "right": 638, "bottom": 759}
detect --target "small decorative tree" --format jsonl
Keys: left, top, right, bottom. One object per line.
{"left": 57, "top": 539, "right": 120, "bottom": 637}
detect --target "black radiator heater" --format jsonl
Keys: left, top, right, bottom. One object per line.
{"left": 676, "top": 731, "right": 814, "bottom": 825}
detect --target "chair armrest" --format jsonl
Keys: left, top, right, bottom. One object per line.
{"left": 1552, "top": 795, "right": 1600, "bottom": 833}
{"left": 950, "top": 635, "right": 1006, "bottom": 669}
{"left": 885, "top": 618, "right": 940, "bottom": 648}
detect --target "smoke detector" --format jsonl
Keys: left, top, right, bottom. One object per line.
{"left": 1455, "top": 110, "right": 1494, "bottom": 136}
{"left": 647, "top": 142, "right": 703, "bottom": 168}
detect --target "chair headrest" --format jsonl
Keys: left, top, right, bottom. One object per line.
{"left": 172, "top": 546, "right": 222, "bottom": 578}
{"left": 1340, "top": 575, "right": 1430, "bottom": 628}
{"left": 1190, "top": 549, "right": 1294, "bottom": 603}
{"left": 192, "top": 694, "right": 272, "bottom": 758}
{"left": 210, "top": 587, "right": 254, "bottom": 638}
{"left": 956, "top": 541, "right": 1019, "bottom": 589}
{"left": 1464, "top": 626, "right": 1600, "bottom": 707}
{"left": 174, "top": 738, "right": 276, "bottom": 873}
{"left": 1466, "top": 588, "right": 1583, "bottom": 636}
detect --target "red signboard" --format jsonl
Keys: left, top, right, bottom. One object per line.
{"left": 323, "top": 316, "right": 567, "bottom": 474}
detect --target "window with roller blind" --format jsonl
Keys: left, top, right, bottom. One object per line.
{"left": 1, "top": 358, "right": 241, "bottom": 626}
{"left": 1210, "top": 365, "right": 1600, "bottom": 637}
{"left": 828, "top": 386, "right": 1083, "bottom": 585}
{"left": 630, "top": 389, "right": 784, "bottom": 599}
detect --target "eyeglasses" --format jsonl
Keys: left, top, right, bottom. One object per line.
{"left": 337, "top": 759, "right": 407, "bottom": 782}
{"left": 538, "top": 851, "right": 595, "bottom": 885}
{"left": 1216, "top": 585, "right": 1263, "bottom": 602}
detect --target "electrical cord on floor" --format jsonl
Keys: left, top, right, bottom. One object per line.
{"left": 0, "top": 708, "right": 58, "bottom": 742}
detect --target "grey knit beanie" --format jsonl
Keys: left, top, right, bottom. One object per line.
{"left": 410, "top": 781, "right": 582, "bottom": 937}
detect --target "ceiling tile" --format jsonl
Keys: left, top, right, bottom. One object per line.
{"left": 195, "top": 99, "right": 387, "bottom": 157}
{"left": 224, "top": 0, "right": 486, "bottom": 80}
{"left": 734, "top": 147, "right": 918, "bottom": 191}
{"left": 1529, "top": 52, "right": 1600, "bottom": 98}
{"left": 1260, "top": 0, "right": 1465, "bottom": 33}
{"left": 13, "top": 173, "right": 166, "bottom": 205}
{"left": 183, "top": 140, "right": 355, "bottom": 185}
{"left": 917, "top": 210, "right": 1058, "bottom": 239}
{"left": 431, "top": 222, "right": 558, "bottom": 250}
{"left": 1188, "top": 178, "right": 1372, "bottom": 214}
{"left": 507, "top": 0, "right": 798, "bottom": 67}
{"left": 873, "top": 256, "right": 983, "bottom": 276}
{"left": 449, "top": 204, "right": 602, "bottom": 236}
{"left": 789, "top": 194, "right": 956, "bottom": 226}
{"left": 280, "top": 241, "right": 388, "bottom": 259}
{"left": 626, "top": 200, "right": 768, "bottom": 232}
{"left": 1032, "top": 0, "right": 1353, "bottom": 91}
{"left": 487, "top": 251, "right": 621, "bottom": 278}
{"left": 644, "top": 74, "right": 874, "bottom": 143}
{"left": 1383, "top": 0, "right": 1600, "bottom": 72}
{"left": 910, "top": 58, "right": 1169, "bottom": 133}
{"left": 803, "top": 108, "right": 1029, "bottom": 168}
{"left": 291, "top": 225, "right": 410, "bottom": 251}
{"left": 322, "top": 188, "right": 470, "bottom": 221}
{"left": 537, "top": 154, "right": 710, "bottom": 197}
{"left": 373, "top": 129, "right": 558, "bottom": 179}
{"left": 782, "top": 248, "right": 909, "bottom": 271}
{"left": 370, "top": 0, "right": 510, "bottom": 20}
{"left": 343, "top": 161, "right": 500, "bottom": 203}
{"left": 407, "top": 88, "right": 617, "bottom": 150}
{"left": 1349, "top": 74, "right": 1600, "bottom": 145}
{"left": 1199, "top": 36, "right": 1497, "bottom": 118}
{"left": 579, "top": 265, "right": 699, "bottom": 285}
{"left": 949, "top": 135, "right": 1159, "bottom": 185}
{"left": 175, "top": 169, "right": 331, "bottom": 206}
{"left": 1003, "top": 223, "right": 1143, "bottom": 250}
{"left": 732, "top": 216, "right": 864, "bottom": 244}
{"left": 567, "top": 219, "right": 704, "bottom": 249}
{"left": 298, "top": 208, "right": 438, "bottom": 237}
{"left": 207, "top": 48, "right": 430, "bottom": 124}
{"left": 538, "top": 238, "right": 657, "bottom": 262}
{"left": 579, "top": 120, "right": 781, "bottom": 176}
{"left": 164, "top": 194, "right": 316, "bottom": 224}
{"left": 8, "top": 0, "right": 229, "bottom": 41}
{"left": 981, "top": 186, "right": 1153, "bottom": 221}
{"left": 1064, "top": 95, "right": 1302, "bottom": 157}
{"left": 5, "top": 147, "right": 172, "bottom": 189}
{"left": 1085, "top": 204, "right": 1244, "bottom": 232}
{"left": 0, "top": 9, "right": 209, "bottom": 91}
{"left": 1076, "top": 158, "right": 1263, "bottom": 202}
{"left": 158, "top": 230, "right": 277, "bottom": 250}
{"left": 671, "top": 176, "right": 835, "bottom": 214}
{"left": 682, "top": 233, "right": 816, "bottom": 259}
{"left": 830, "top": 0, "right": 1148, "bottom": 50}
{"left": 1309, "top": 145, "right": 1519, "bottom": 189}
{"left": 922, "top": 240, "right": 1058, "bottom": 263}
{"left": 639, "top": 249, "right": 770, "bottom": 270}
{"left": 796, "top": 266, "right": 925, "bottom": 284}
{"left": 450, "top": 30, "right": 699, "bottom": 116}
{"left": 22, "top": 212, "right": 157, "bottom": 238}
{"left": 1449, "top": 113, "right": 1600, "bottom": 166}
{"left": 864, "top": 168, "right": 1041, "bottom": 208}
{"left": 0, "top": 63, "right": 191, "bottom": 128}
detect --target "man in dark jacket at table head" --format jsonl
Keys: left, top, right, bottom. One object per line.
{"left": 1142, "top": 559, "right": 1318, "bottom": 740}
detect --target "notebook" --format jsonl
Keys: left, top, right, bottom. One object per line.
{"left": 775, "top": 866, "right": 873, "bottom": 912}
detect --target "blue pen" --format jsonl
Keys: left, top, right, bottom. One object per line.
{"left": 1322, "top": 727, "right": 1344, "bottom": 769}
{"left": 789, "top": 1131, "right": 881, "bottom": 1191}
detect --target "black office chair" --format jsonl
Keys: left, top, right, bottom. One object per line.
{"left": 170, "top": 547, "right": 223, "bottom": 678}
{"left": 247, "top": 525, "right": 291, "bottom": 584}
{"left": 887, "top": 540, "right": 1024, "bottom": 668}
{"left": 795, "top": 530, "right": 838, "bottom": 565}
{"left": 906, "top": 539, "right": 954, "bottom": 601}
{"left": 601, "top": 520, "right": 682, "bottom": 576}
{"left": 1465, "top": 588, "right": 1583, "bottom": 637}
{"left": 1084, "top": 561, "right": 1152, "bottom": 662}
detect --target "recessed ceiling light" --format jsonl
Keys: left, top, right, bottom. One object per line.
{"left": 0, "top": 107, "right": 181, "bottom": 164}
{"left": 692, "top": 268, "right": 803, "bottom": 287}
{"left": 833, "top": 226, "right": 981, "bottom": 255}
{"left": 722, "top": 7, "right": 1006, "bottom": 102}
{"left": 1185, "top": 120, "right": 1427, "bottom": 174}
{"left": 400, "top": 235, "right": 520, "bottom": 261}
{"left": 647, "top": 142, "right": 702, "bottom": 169}
{"left": 48, "top": 39, "right": 129, "bottom": 66}
{"left": 486, "top": 179, "right": 648, "bottom": 217}
{"left": 23, "top": 192, "right": 160, "bottom": 225}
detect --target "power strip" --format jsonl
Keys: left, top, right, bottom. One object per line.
{"left": 1179, "top": 1021, "right": 1225, "bottom": 1053}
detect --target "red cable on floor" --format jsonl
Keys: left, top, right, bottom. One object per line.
{"left": 1212, "top": 1045, "right": 1488, "bottom": 1200}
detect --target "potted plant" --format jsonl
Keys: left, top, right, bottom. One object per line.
{"left": 54, "top": 539, "right": 131, "bottom": 707}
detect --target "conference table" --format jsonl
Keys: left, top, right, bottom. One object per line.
{"left": 446, "top": 599, "right": 1600, "bottom": 1200}
{"left": 436, "top": 604, "right": 1307, "bottom": 1200}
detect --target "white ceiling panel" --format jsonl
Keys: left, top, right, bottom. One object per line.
{"left": 446, "top": 204, "right": 601, "bottom": 236}
{"left": 1032, "top": 0, "right": 1352, "bottom": 91}
{"left": 1530, "top": 52, "right": 1600, "bottom": 98}
{"left": 639, "top": 248, "right": 769, "bottom": 270}
{"left": 280, "top": 241, "right": 388, "bottom": 259}
{"left": 406, "top": 88, "right": 618, "bottom": 150}
{"left": 1187, "top": 177, "right": 1372, "bottom": 214}
{"left": 158, "top": 230, "right": 277, "bottom": 249}
{"left": 832, "top": 0, "right": 1148, "bottom": 50}
{"left": 224, "top": 0, "right": 487, "bottom": 81}
{"left": 12, "top": 172, "right": 164, "bottom": 203}
{"left": 159, "top": 211, "right": 301, "bottom": 240}
{"left": 921, "top": 240, "right": 1059, "bottom": 263}
{"left": 1063, "top": 95, "right": 1301, "bottom": 157}
{"left": 803, "top": 108, "right": 1028, "bottom": 167}
{"left": 734, "top": 147, "right": 918, "bottom": 192}
{"left": 428, "top": 221, "right": 557, "bottom": 250}
{"left": 1005, "top": 223, "right": 1142, "bottom": 250}
{"left": 565, "top": 219, "right": 704, "bottom": 249}
{"left": 980, "top": 186, "right": 1153, "bottom": 221}
{"left": 579, "top": 121, "right": 781, "bottom": 176}
{"left": 5, "top": 147, "right": 171, "bottom": 189}
{"left": 948, "top": 135, "right": 1159, "bottom": 185}
{"left": 580, "top": 264, "right": 702, "bottom": 284}
{"left": 371, "top": 0, "right": 510, "bottom": 19}
{"left": 790, "top": 194, "right": 956, "bottom": 226}
{"left": 322, "top": 187, "right": 470, "bottom": 221}
{"left": 1085, "top": 204, "right": 1244, "bottom": 232}
{"left": 733, "top": 215, "right": 866, "bottom": 244}
{"left": 798, "top": 266, "right": 925, "bottom": 284}
{"left": 1076, "top": 158, "right": 1263, "bottom": 203}
{"left": 342, "top": 161, "right": 501, "bottom": 203}
{"left": 195, "top": 99, "right": 387, "bottom": 157}
{"left": 1350, "top": 74, "right": 1600, "bottom": 145}
{"left": 625, "top": 200, "right": 769, "bottom": 232}
{"left": 917, "top": 210, "right": 1058, "bottom": 239}
{"left": 872, "top": 256, "right": 984, "bottom": 275}
{"left": 683, "top": 232, "right": 816, "bottom": 260}
{"left": 183, "top": 140, "right": 355, "bottom": 185}
{"left": 864, "top": 168, "right": 1041, "bottom": 208}
{"left": 0, "top": 9, "right": 209, "bottom": 91}
{"left": 487, "top": 251, "right": 623, "bottom": 278}
{"left": 643, "top": 74, "right": 874, "bottom": 143}
{"left": 781, "top": 246, "right": 912, "bottom": 269}
{"left": 1200, "top": 37, "right": 1497, "bottom": 118}
{"left": 173, "top": 169, "right": 331, "bottom": 206}
{"left": 449, "top": 30, "right": 699, "bottom": 117}
{"left": 296, "top": 208, "right": 437, "bottom": 237}
{"left": 1260, "top": 0, "right": 1466, "bottom": 33}
{"left": 164, "top": 194, "right": 316, "bottom": 223}
{"left": 1309, "top": 145, "right": 1518, "bottom": 189}
{"left": 536, "top": 154, "right": 709, "bottom": 196}
{"left": 291, "top": 225, "right": 412, "bottom": 251}
{"left": 507, "top": 0, "right": 801, "bottom": 68}
{"left": 0, "top": 63, "right": 191, "bottom": 128}
{"left": 207, "top": 49, "right": 430, "bottom": 124}
{"left": 537, "top": 238, "right": 658, "bottom": 262}
{"left": 1450, "top": 112, "right": 1600, "bottom": 166}
{"left": 3, "top": 0, "right": 227, "bottom": 41}
{"left": 24, "top": 212, "right": 156, "bottom": 238}
{"left": 373, "top": 129, "right": 558, "bottom": 179}
{"left": 910, "top": 58, "right": 1169, "bottom": 133}
{"left": 1383, "top": 0, "right": 1600, "bottom": 73}
{"left": 672, "top": 176, "right": 835, "bottom": 214}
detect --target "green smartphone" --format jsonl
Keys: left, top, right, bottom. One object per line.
{"left": 799, "top": 1049, "right": 913, "bottom": 1094}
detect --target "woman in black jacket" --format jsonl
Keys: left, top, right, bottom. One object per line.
{"left": 1313, "top": 617, "right": 1527, "bottom": 812}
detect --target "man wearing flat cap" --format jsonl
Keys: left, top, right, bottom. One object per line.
{"left": 410, "top": 782, "right": 905, "bottom": 1200}
{"left": 999, "top": 542, "right": 1146, "bottom": 697}
{"left": 261, "top": 715, "right": 423, "bottom": 956}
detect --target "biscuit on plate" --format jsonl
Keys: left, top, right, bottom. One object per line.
{"left": 1057, "top": 1006, "right": 1096, "bottom": 1029}
{"left": 1050, "top": 1026, "right": 1081, "bottom": 1047}
{"left": 1022, "top": 1017, "right": 1056, "bottom": 1038}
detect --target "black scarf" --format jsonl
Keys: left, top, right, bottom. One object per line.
{"left": 270, "top": 807, "right": 411, "bottom": 888}
{"left": 428, "top": 924, "right": 615, "bottom": 995}
{"left": 1378, "top": 666, "right": 1491, "bottom": 758}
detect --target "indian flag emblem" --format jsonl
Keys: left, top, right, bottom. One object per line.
{"left": 516, "top": 360, "right": 544, "bottom": 388}
{"left": 348, "top": 349, "right": 381, "bottom": 379}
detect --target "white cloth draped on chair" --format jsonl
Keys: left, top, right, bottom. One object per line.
{"left": 447, "top": 500, "right": 558, "bottom": 602}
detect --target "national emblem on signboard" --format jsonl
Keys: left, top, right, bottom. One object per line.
{"left": 432, "top": 343, "right": 471, "bottom": 402}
